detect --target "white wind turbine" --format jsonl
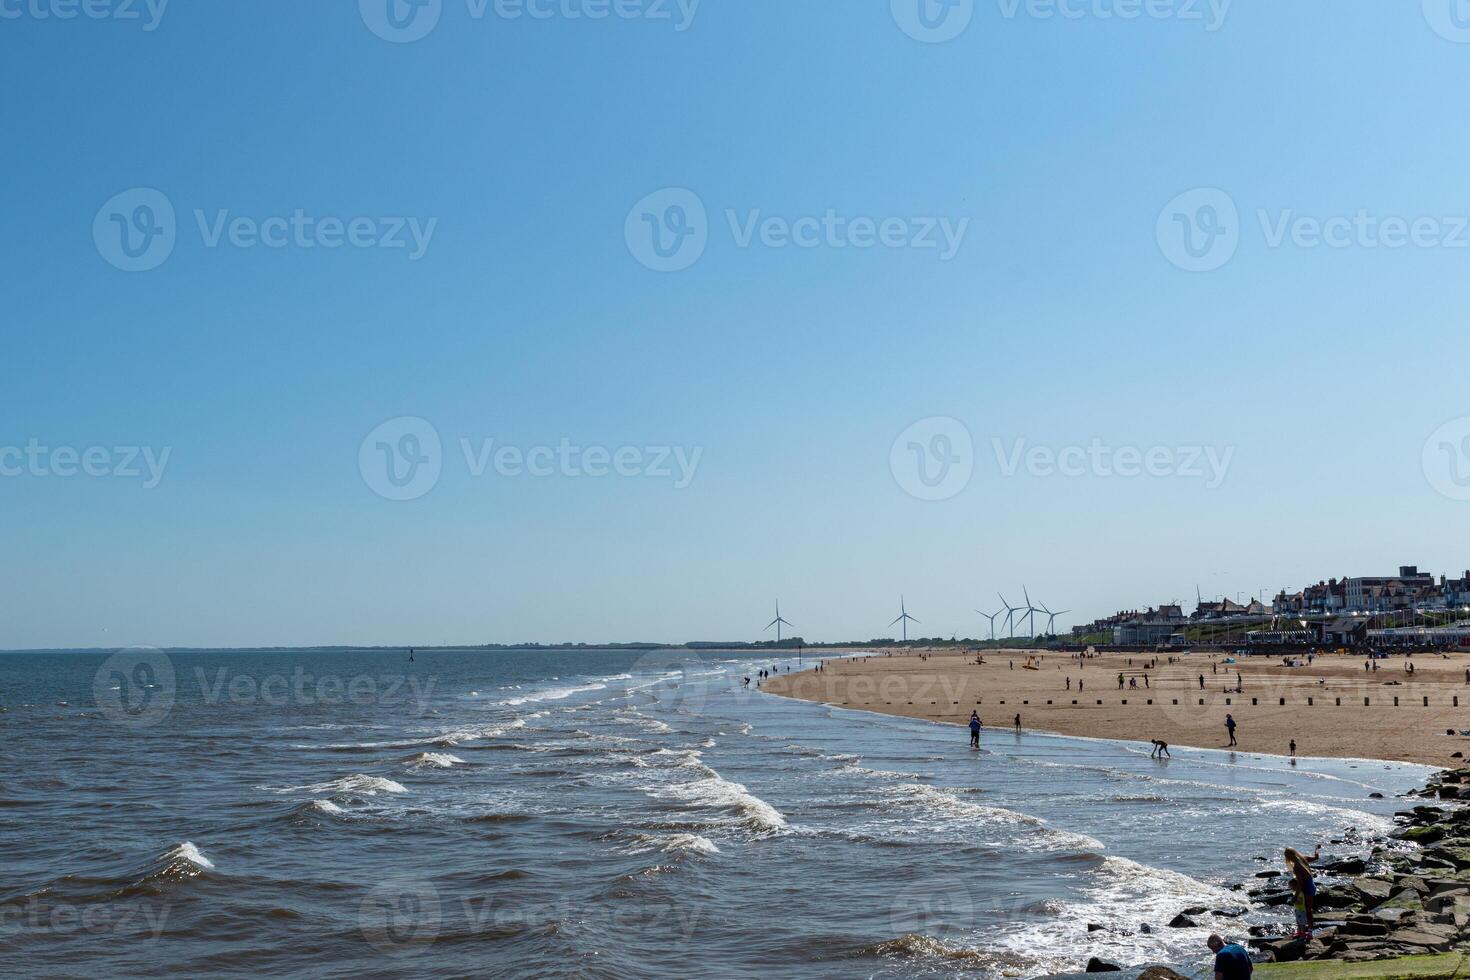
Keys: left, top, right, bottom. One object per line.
{"left": 764, "top": 601, "right": 794, "bottom": 643}
{"left": 976, "top": 608, "right": 1001, "bottom": 641}
{"left": 997, "top": 593, "right": 1020, "bottom": 639}
{"left": 889, "top": 596, "right": 920, "bottom": 643}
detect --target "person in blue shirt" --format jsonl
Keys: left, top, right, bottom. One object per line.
{"left": 968, "top": 711, "right": 981, "bottom": 748}
{"left": 1207, "top": 934, "right": 1252, "bottom": 979}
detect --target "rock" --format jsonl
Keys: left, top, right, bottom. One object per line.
{"left": 1136, "top": 969, "right": 1188, "bottom": 980}
{"left": 1353, "top": 877, "right": 1394, "bottom": 903}
{"left": 1453, "top": 752, "right": 1463, "bottom": 759}
{"left": 1084, "top": 957, "right": 1121, "bottom": 973}
{"left": 1181, "top": 905, "right": 1207, "bottom": 915}
{"left": 1139, "top": 923, "right": 1152, "bottom": 933}
{"left": 1086, "top": 923, "right": 1104, "bottom": 932}
{"left": 1397, "top": 825, "right": 1446, "bottom": 844}
{"left": 1255, "top": 870, "right": 1282, "bottom": 879}
{"left": 1388, "top": 928, "right": 1453, "bottom": 951}
{"left": 1167, "top": 913, "right": 1197, "bottom": 928}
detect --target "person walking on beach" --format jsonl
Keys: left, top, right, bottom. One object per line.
{"left": 1200, "top": 674, "right": 1205, "bottom": 690}
{"left": 1014, "top": 713, "right": 1021, "bottom": 733}
{"left": 1066, "top": 677, "right": 1071, "bottom": 690}
{"left": 969, "top": 711, "right": 981, "bottom": 748}
{"left": 1207, "top": 934, "right": 1253, "bottom": 979}
{"left": 1289, "top": 739, "right": 1297, "bottom": 757}
{"left": 1118, "top": 673, "right": 1125, "bottom": 690}
{"left": 1150, "top": 738, "right": 1171, "bottom": 759}
{"left": 1225, "top": 713, "right": 1238, "bottom": 747}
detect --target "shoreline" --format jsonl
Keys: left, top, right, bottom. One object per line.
{"left": 763, "top": 648, "right": 1470, "bottom": 768}
{"left": 763, "top": 655, "right": 1470, "bottom": 975}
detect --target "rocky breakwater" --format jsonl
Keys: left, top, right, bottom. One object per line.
{"left": 1248, "top": 767, "right": 1470, "bottom": 966}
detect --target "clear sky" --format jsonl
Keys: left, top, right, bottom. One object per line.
{"left": 4, "top": 0, "right": 1470, "bottom": 649}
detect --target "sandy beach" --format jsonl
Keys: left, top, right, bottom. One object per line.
{"left": 765, "top": 648, "right": 1470, "bottom": 767}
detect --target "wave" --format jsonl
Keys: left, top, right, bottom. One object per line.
{"left": 403, "top": 752, "right": 465, "bottom": 769}
{"left": 501, "top": 682, "right": 607, "bottom": 706}
{"left": 889, "top": 784, "right": 1103, "bottom": 852}
{"left": 308, "top": 799, "right": 344, "bottom": 815}
{"left": 619, "top": 832, "right": 721, "bottom": 856}
{"left": 275, "top": 775, "right": 408, "bottom": 796}
{"left": 660, "top": 775, "right": 788, "bottom": 833}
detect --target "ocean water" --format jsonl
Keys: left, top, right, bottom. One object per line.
{"left": 0, "top": 648, "right": 1434, "bottom": 979}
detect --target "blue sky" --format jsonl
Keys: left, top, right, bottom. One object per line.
{"left": 4, "top": 0, "right": 1470, "bottom": 648}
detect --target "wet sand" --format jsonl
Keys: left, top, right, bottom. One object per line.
{"left": 765, "top": 648, "right": 1470, "bottom": 767}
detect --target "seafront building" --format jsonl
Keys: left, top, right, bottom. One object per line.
{"left": 1071, "top": 563, "right": 1470, "bottom": 649}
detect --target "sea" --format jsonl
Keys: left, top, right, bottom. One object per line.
{"left": 0, "top": 647, "right": 1436, "bottom": 979}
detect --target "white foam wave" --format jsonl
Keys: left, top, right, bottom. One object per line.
{"left": 406, "top": 752, "right": 465, "bottom": 769}
{"left": 308, "top": 799, "right": 344, "bottom": 815}
{"left": 168, "top": 842, "right": 215, "bottom": 870}
{"left": 621, "top": 832, "right": 721, "bottom": 856}
{"left": 501, "top": 682, "right": 606, "bottom": 706}
{"left": 660, "top": 775, "right": 789, "bottom": 833}
{"left": 277, "top": 775, "right": 408, "bottom": 796}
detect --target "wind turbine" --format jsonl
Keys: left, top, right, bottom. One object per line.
{"left": 1020, "top": 586, "right": 1038, "bottom": 639}
{"left": 1040, "top": 602, "right": 1070, "bottom": 637}
{"left": 997, "top": 593, "right": 1019, "bottom": 638}
{"left": 764, "top": 601, "right": 794, "bottom": 643}
{"left": 975, "top": 608, "right": 1001, "bottom": 641}
{"left": 889, "top": 596, "right": 920, "bottom": 643}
